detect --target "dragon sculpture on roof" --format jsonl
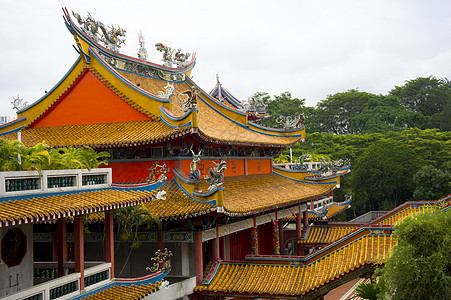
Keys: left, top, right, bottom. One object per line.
{"left": 72, "top": 11, "right": 126, "bottom": 52}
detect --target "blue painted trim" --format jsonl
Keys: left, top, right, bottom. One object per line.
{"left": 202, "top": 260, "right": 222, "bottom": 285}
{"left": 272, "top": 166, "right": 308, "bottom": 173}
{"left": 173, "top": 169, "right": 201, "bottom": 184}
{"left": 89, "top": 48, "right": 171, "bottom": 103}
{"left": 172, "top": 174, "right": 216, "bottom": 206}
{"left": 115, "top": 68, "right": 186, "bottom": 84}
{"left": 249, "top": 121, "right": 305, "bottom": 133}
{"left": 305, "top": 173, "right": 341, "bottom": 181}
{"left": 193, "top": 187, "right": 224, "bottom": 198}
{"left": 0, "top": 116, "right": 26, "bottom": 130}
{"left": 159, "top": 106, "right": 196, "bottom": 122}
{"left": 17, "top": 57, "right": 82, "bottom": 113}
{"left": 0, "top": 125, "right": 25, "bottom": 137}
{"left": 0, "top": 182, "right": 163, "bottom": 203}
{"left": 273, "top": 172, "right": 337, "bottom": 185}
{"left": 158, "top": 115, "right": 192, "bottom": 128}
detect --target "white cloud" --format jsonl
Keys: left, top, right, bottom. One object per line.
{"left": 1, "top": 0, "right": 450, "bottom": 117}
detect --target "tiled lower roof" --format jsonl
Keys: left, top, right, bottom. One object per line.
{"left": 197, "top": 100, "right": 301, "bottom": 147}
{"left": 217, "top": 174, "right": 335, "bottom": 216}
{"left": 83, "top": 282, "right": 161, "bottom": 300}
{"left": 378, "top": 206, "right": 431, "bottom": 226}
{"left": 0, "top": 120, "right": 190, "bottom": 148}
{"left": 195, "top": 235, "right": 395, "bottom": 297}
{"left": 0, "top": 189, "right": 155, "bottom": 227}
{"left": 299, "top": 226, "right": 357, "bottom": 245}
{"left": 143, "top": 180, "right": 215, "bottom": 220}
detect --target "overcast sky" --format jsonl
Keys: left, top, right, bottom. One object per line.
{"left": 1, "top": 0, "right": 450, "bottom": 118}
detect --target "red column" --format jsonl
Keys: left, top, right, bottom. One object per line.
{"left": 74, "top": 216, "right": 85, "bottom": 290}
{"left": 303, "top": 208, "right": 309, "bottom": 229}
{"left": 57, "top": 217, "right": 67, "bottom": 277}
{"left": 278, "top": 220, "right": 284, "bottom": 255}
{"left": 272, "top": 221, "right": 280, "bottom": 255}
{"left": 157, "top": 232, "right": 164, "bottom": 250}
{"left": 194, "top": 231, "right": 203, "bottom": 285}
{"left": 296, "top": 213, "right": 302, "bottom": 255}
{"left": 212, "top": 235, "right": 220, "bottom": 261}
{"left": 250, "top": 227, "right": 259, "bottom": 255}
{"left": 104, "top": 210, "right": 114, "bottom": 278}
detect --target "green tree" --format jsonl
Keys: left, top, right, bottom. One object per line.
{"left": 378, "top": 209, "right": 451, "bottom": 300}
{"left": 254, "top": 92, "right": 306, "bottom": 129}
{"left": 355, "top": 282, "right": 380, "bottom": 300}
{"left": 389, "top": 76, "right": 451, "bottom": 117}
{"left": 114, "top": 204, "right": 160, "bottom": 277}
{"left": 351, "top": 140, "right": 422, "bottom": 213}
{"left": 412, "top": 166, "right": 450, "bottom": 201}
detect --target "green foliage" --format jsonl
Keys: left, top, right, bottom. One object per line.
{"left": 253, "top": 91, "right": 306, "bottom": 129}
{"left": 0, "top": 140, "right": 110, "bottom": 171}
{"left": 413, "top": 166, "right": 451, "bottom": 200}
{"left": 389, "top": 76, "right": 451, "bottom": 117}
{"left": 355, "top": 282, "right": 380, "bottom": 300}
{"left": 378, "top": 210, "right": 451, "bottom": 300}
{"left": 114, "top": 204, "right": 160, "bottom": 277}
{"left": 352, "top": 140, "right": 422, "bottom": 213}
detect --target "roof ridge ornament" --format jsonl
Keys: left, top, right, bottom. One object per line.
{"left": 176, "top": 86, "right": 198, "bottom": 113}
{"left": 11, "top": 94, "right": 28, "bottom": 111}
{"left": 72, "top": 11, "right": 126, "bottom": 53}
{"left": 137, "top": 30, "right": 148, "bottom": 61}
{"left": 276, "top": 113, "right": 305, "bottom": 129}
{"left": 155, "top": 43, "right": 191, "bottom": 68}
{"left": 157, "top": 82, "right": 175, "bottom": 99}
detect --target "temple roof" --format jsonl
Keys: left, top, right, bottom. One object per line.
{"left": 215, "top": 174, "right": 335, "bottom": 216}
{"left": 0, "top": 120, "right": 191, "bottom": 148}
{"left": 142, "top": 180, "right": 215, "bottom": 220}
{"left": 0, "top": 189, "right": 155, "bottom": 227}
{"left": 0, "top": 9, "right": 304, "bottom": 149}
{"left": 195, "top": 234, "right": 395, "bottom": 297}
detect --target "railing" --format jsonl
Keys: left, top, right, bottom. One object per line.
{"left": 1, "top": 263, "right": 111, "bottom": 300}
{"left": 274, "top": 162, "right": 322, "bottom": 171}
{"left": 0, "top": 169, "right": 112, "bottom": 197}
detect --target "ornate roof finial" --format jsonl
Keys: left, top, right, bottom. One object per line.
{"left": 11, "top": 94, "right": 28, "bottom": 111}
{"left": 72, "top": 11, "right": 126, "bottom": 53}
{"left": 216, "top": 73, "right": 221, "bottom": 85}
{"left": 137, "top": 30, "right": 148, "bottom": 61}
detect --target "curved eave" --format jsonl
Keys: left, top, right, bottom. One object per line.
{"left": 248, "top": 121, "right": 305, "bottom": 137}
{"left": 159, "top": 106, "right": 195, "bottom": 128}
{"left": 63, "top": 7, "right": 196, "bottom": 74}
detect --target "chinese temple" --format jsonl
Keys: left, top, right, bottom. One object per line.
{"left": 2, "top": 7, "right": 444, "bottom": 300}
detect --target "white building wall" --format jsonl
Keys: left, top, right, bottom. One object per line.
{"left": 0, "top": 224, "right": 33, "bottom": 297}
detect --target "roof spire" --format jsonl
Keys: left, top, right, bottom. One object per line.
{"left": 216, "top": 73, "right": 221, "bottom": 85}
{"left": 137, "top": 30, "right": 148, "bottom": 61}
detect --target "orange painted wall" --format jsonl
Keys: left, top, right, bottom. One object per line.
{"left": 32, "top": 70, "right": 150, "bottom": 127}
{"left": 184, "top": 158, "right": 246, "bottom": 177}
{"left": 102, "top": 157, "right": 272, "bottom": 183}
{"left": 101, "top": 160, "right": 176, "bottom": 183}
{"left": 247, "top": 159, "right": 271, "bottom": 175}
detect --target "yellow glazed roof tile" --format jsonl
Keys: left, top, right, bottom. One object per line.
{"left": 195, "top": 235, "right": 396, "bottom": 297}
{"left": 196, "top": 99, "right": 301, "bottom": 146}
{"left": 83, "top": 282, "right": 161, "bottom": 300}
{"left": 143, "top": 180, "right": 214, "bottom": 220}
{"left": 0, "top": 120, "right": 190, "bottom": 148}
{"left": 0, "top": 189, "right": 155, "bottom": 227}
{"left": 212, "top": 173, "right": 334, "bottom": 216}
